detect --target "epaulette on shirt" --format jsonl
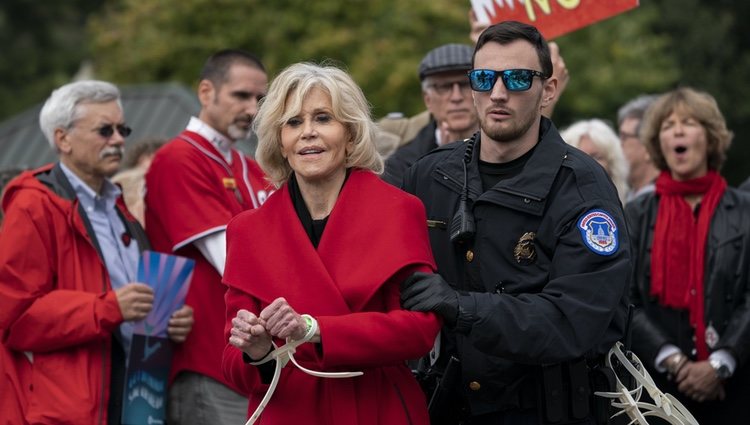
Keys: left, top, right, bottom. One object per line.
{"left": 417, "top": 138, "right": 466, "bottom": 162}
{"left": 561, "top": 145, "right": 621, "bottom": 207}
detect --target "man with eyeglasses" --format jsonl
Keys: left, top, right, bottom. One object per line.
{"left": 617, "top": 94, "right": 660, "bottom": 203}
{"left": 401, "top": 21, "right": 630, "bottom": 425}
{"left": 145, "top": 49, "right": 272, "bottom": 425}
{"left": 0, "top": 80, "right": 193, "bottom": 424}
{"left": 382, "top": 43, "right": 479, "bottom": 186}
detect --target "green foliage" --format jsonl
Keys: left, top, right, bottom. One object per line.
{"left": 3, "top": 0, "right": 750, "bottom": 183}
{"left": 0, "top": 0, "right": 103, "bottom": 120}
{"left": 89, "top": 0, "right": 471, "bottom": 118}
{"left": 553, "top": 4, "right": 679, "bottom": 127}
{"left": 649, "top": 0, "right": 750, "bottom": 183}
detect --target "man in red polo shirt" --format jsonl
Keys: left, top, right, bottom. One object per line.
{"left": 145, "top": 49, "right": 271, "bottom": 424}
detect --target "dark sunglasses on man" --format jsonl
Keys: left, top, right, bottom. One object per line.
{"left": 95, "top": 124, "right": 132, "bottom": 139}
{"left": 467, "top": 69, "right": 547, "bottom": 92}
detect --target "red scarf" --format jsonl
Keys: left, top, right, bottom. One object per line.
{"left": 651, "top": 170, "right": 726, "bottom": 360}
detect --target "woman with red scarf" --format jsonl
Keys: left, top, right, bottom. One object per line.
{"left": 220, "top": 63, "right": 441, "bottom": 425}
{"left": 626, "top": 87, "right": 750, "bottom": 424}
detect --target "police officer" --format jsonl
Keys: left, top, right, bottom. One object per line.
{"left": 401, "top": 21, "right": 631, "bottom": 425}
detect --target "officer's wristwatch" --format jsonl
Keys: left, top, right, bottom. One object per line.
{"left": 709, "top": 358, "right": 731, "bottom": 380}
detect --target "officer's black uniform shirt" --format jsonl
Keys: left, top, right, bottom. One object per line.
{"left": 477, "top": 144, "right": 536, "bottom": 191}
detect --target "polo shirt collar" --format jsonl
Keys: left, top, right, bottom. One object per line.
{"left": 186, "top": 116, "right": 233, "bottom": 163}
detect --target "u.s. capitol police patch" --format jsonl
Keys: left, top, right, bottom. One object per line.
{"left": 577, "top": 209, "right": 618, "bottom": 256}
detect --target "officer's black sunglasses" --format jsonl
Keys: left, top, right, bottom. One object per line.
{"left": 468, "top": 69, "right": 547, "bottom": 92}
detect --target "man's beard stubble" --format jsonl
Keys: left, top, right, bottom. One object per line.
{"left": 227, "top": 123, "right": 252, "bottom": 141}
{"left": 479, "top": 97, "right": 542, "bottom": 144}
{"left": 226, "top": 112, "right": 255, "bottom": 141}
{"left": 480, "top": 113, "right": 535, "bottom": 144}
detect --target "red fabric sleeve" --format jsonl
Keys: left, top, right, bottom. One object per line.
{"left": 0, "top": 199, "right": 122, "bottom": 352}
{"left": 316, "top": 264, "right": 441, "bottom": 369}
{"left": 222, "top": 285, "right": 271, "bottom": 395}
{"left": 145, "top": 141, "right": 236, "bottom": 251}
{"left": 5, "top": 291, "right": 122, "bottom": 352}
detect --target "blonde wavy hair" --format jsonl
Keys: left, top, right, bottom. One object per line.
{"left": 254, "top": 62, "right": 383, "bottom": 187}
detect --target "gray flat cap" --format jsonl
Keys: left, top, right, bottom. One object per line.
{"left": 418, "top": 43, "right": 474, "bottom": 81}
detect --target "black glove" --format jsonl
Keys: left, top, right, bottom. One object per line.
{"left": 400, "top": 272, "right": 459, "bottom": 327}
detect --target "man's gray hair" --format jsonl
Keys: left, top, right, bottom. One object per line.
{"left": 39, "top": 80, "right": 122, "bottom": 149}
{"left": 617, "top": 94, "right": 658, "bottom": 127}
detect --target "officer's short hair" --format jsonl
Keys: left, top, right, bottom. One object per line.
{"left": 473, "top": 21, "right": 552, "bottom": 79}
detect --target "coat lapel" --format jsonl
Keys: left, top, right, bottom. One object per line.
{"left": 226, "top": 183, "right": 352, "bottom": 314}
{"left": 224, "top": 170, "right": 435, "bottom": 315}
{"left": 317, "top": 170, "right": 435, "bottom": 312}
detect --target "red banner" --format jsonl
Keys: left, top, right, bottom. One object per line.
{"left": 471, "top": 0, "right": 639, "bottom": 40}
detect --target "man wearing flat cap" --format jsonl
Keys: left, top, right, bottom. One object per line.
{"left": 383, "top": 43, "right": 479, "bottom": 186}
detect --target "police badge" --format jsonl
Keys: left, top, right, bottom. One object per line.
{"left": 577, "top": 209, "right": 619, "bottom": 256}
{"left": 514, "top": 232, "right": 537, "bottom": 264}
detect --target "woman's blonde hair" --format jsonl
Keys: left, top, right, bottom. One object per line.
{"left": 640, "top": 87, "right": 733, "bottom": 172}
{"left": 254, "top": 62, "right": 383, "bottom": 187}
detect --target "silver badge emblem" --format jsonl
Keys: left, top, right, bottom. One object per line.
{"left": 705, "top": 323, "right": 720, "bottom": 349}
{"left": 514, "top": 232, "right": 537, "bottom": 265}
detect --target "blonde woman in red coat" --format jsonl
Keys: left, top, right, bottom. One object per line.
{"left": 222, "top": 62, "right": 442, "bottom": 425}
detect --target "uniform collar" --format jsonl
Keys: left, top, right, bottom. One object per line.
{"left": 186, "top": 116, "right": 233, "bottom": 164}
{"left": 434, "top": 117, "right": 567, "bottom": 211}
{"left": 489, "top": 117, "right": 567, "bottom": 201}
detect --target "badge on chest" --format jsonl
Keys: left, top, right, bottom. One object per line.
{"left": 514, "top": 231, "right": 537, "bottom": 264}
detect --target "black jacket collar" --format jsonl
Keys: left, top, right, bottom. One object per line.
{"left": 434, "top": 117, "right": 567, "bottom": 209}
{"left": 36, "top": 162, "right": 79, "bottom": 201}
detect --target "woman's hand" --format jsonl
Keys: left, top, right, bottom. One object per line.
{"left": 229, "top": 309, "right": 273, "bottom": 360}
{"left": 260, "top": 297, "right": 308, "bottom": 341}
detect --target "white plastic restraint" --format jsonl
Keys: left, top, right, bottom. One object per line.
{"left": 595, "top": 342, "right": 699, "bottom": 425}
{"left": 243, "top": 314, "right": 363, "bottom": 425}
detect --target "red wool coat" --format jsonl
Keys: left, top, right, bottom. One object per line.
{"left": 222, "top": 170, "right": 441, "bottom": 425}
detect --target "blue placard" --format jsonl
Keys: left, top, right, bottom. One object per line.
{"left": 122, "top": 251, "right": 194, "bottom": 424}
{"left": 122, "top": 334, "right": 172, "bottom": 425}
{"left": 132, "top": 250, "right": 195, "bottom": 336}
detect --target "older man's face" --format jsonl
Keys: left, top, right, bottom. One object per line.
{"left": 58, "top": 100, "right": 127, "bottom": 190}
{"left": 423, "top": 70, "right": 478, "bottom": 140}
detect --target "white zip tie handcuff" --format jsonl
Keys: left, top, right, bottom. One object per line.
{"left": 243, "top": 314, "right": 363, "bottom": 425}
{"left": 595, "top": 342, "right": 699, "bottom": 425}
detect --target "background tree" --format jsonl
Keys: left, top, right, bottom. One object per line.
{"left": 649, "top": 0, "right": 750, "bottom": 185}
{"left": 0, "top": 0, "right": 103, "bottom": 120}
{"left": 88, "top": 0, "right": 470, "bottom": 118}
{"left": 2, "top": 0, "right": 749, "bottom": 183}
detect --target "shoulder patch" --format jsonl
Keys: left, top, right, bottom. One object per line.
{"left": 577, "top": 209, "right": 618, "bottom": 256}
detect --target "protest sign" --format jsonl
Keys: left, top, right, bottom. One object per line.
{"left": 471, "top": 0, "right": 639, "bottom": 39}
{"left": 122, "top": 251, "right": 194, "bottom": 425}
